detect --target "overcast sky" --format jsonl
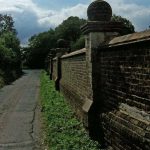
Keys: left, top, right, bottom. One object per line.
{"left": 0, "top": 0, "right": 150, "bottom": 46}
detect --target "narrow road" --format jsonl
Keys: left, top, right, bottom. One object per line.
{"left": 0, "top": 70, "right": 42, "bottom": 150}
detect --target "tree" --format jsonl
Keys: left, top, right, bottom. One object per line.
{"left": 29, "top": 29, "right": 56, "bottom": 49}
{"left": 112, "top": 14, "right": 135, "bottom": 35}
{"left": 0, "top": 14, "right": 21, "bottom": 84}
{"left": 25, "top": 17, "right": 87, "bottom": 68}
{"left": 0, "top": 14, "right": 16, "bottom": 35}
{"left": 71, "top": 36, "right": 85, "bottom": 51}
{"left": 25, "top": 29, "right": 57, "bottom": 68}
{"left": 25, "top": 14, "right": 135, "bottom": 69}
{"left": 55, "top": 16, "right": 86, "bottom": 48}
{"left": 0, "top": 31, "right": 21, "bottom": 71}
{"left": 0, "top": 14, "right": 20, "bottom": 60}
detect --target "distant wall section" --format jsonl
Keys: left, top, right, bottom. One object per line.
{"left": 60, "top": 49, "right": 89, "bottom": 120}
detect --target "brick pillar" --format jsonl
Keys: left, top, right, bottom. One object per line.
{"left": 49, "top": 49, "right": 56, "bottom": 80}
{"left": 55, "top": 39, "right": 69, "bottom": 91}
{"left": 49, "top": 54, "right": 54, "bottom": 80}
{"left": 81, "top": 0, "right": 124, "bottom": 145}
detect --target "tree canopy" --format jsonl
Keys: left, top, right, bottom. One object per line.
{"left": 24, "top": 15, "right": 135, "bottom": 68}
{"left": 0, "top": 14, "right": 16, "bottom": 35}
{"left": 24, "top": 29, "right": 57, "bottom": 68}
{"left": 24, "top": 16, "right": 86, "bottom": 68}
{"left": 55, "top": 16, "right": 86, "bottom": 44}
{"left": 112, "top": 14, "right": 135, "bottom": 35}
{"left": 0, "top": 14, "right": 21, "bottom": 84}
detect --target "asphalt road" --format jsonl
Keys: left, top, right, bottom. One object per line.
{"left": 0, "top": 70, "right": 42, "bottom": 150}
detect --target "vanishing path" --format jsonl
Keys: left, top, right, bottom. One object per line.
{"left": 0, "top": 70, "right": 42, "bottom": 150}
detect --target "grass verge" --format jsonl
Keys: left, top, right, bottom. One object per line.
{"left": 40, "top": 71, "right": 100, "bottom": 150}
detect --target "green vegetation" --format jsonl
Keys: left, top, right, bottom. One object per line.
{"left": 112, "top": 14, "right": 135, "bottom": 35}
{"left": 0, "top": 14, "right": 21, "bottom": 87}
{"left": 23, "top": 29, "right": 57, "bottom": 68}
{"left": 71, "top": 36, "right": 85, "bottom": 51}
{"left": 55, "top": 16, "right": 86, "bottom": 48}
{"left": 23, "top": 16, "right": 86, "bottom": 68}
{"left": 24, "top": 15, "right": 135, "bottom": 69}
{"left": 40, "top": 71, "right": 100, "bottom": 150}
{"left": 0, "top": 69, "right": 4, "bottom": 88}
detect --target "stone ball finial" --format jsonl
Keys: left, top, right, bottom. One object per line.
{"left": 87, "top": 0, "right": 112, "bottom": 21}
{"left": 57, "top": 39, "right": 66, "bottom": 48}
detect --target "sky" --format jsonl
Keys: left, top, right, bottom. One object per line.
{"left": 0, "top": 0, "right": 150, "bottom": 46}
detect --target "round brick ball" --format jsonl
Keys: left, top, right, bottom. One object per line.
{"left": 87, "top": 0, "right": 112, "bottom": 21}
{"left": 57, "top": 39, "right": 66, "bottom": 48}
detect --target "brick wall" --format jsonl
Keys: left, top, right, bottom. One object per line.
{"left": 96, "top": 37, "right": 150, "bottom": 149}
{"left": 60, "top": 49, "right": 89, "bottom": 120}
{"left": 50, "top": 30, "right": 150, "bottom": 150}
{"left": 52, "top": 58, "right": 57, "bottom": 80}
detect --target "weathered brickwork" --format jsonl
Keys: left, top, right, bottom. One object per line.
{"left": 50, "top": 35, "right": 150, "bottom": 149}
{"left": 52, "top": 58, "right": 57, "bottom": 80}
{"left": 60, "top": 50, "right": 89, "bottom": 120}
{"left": 96, "top": 40, "right": 150, "bottom": 149}
{"left": 49, "top": 0, "right": 150, "bottom": 149}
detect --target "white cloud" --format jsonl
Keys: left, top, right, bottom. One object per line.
{"left": 0, "top": 0, "right": 150, "bottom": 45}
{"left": 38, "top": 4, "right": 87, "bottom": 27}
{"left": 0, "top": 0, "right": 88, "bottom": 44}
{"left": 106, "top": 0, "right": 150, "bottom": 31}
